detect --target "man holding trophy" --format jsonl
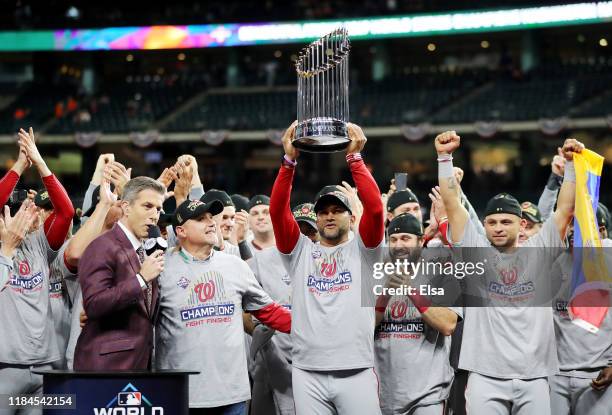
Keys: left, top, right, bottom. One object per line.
{"left": 270, "top": 119, "right": 385, "bottom": 414}
{"left": 268, "top": 28, "right": 386, "bottom": 414}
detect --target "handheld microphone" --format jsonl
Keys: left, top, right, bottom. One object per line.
{"left": 144, "top": 225, "right": 168, "bottom": 256}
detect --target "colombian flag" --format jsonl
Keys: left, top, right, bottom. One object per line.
{"left": 569, "top": 149, "right": 610, "bottom": 333}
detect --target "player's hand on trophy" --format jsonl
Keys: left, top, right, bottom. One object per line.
{"left": 435, "top": 131, "right": 460, "bottom": 155}
{"left": 346, "top": 123, "right": 367, "bottom": 154}
{"left": 561, "top": 138, "right": 584, "bottom": 162}
{"left": 282, "top": 121, "right": 299, "bottom": 161}
{"left": 139, "top": 250, "right": 165, "bottom": 282}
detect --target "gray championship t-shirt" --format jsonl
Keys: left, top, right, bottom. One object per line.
{"left": 375, "top": 248, "right": 462, "bottom": 414}
{"left": 552, "top": 252, "right": 612, "bottom": 377}
{"left": 452, "top": 217, "right": 563, "bottom": 379}
{"left": 281, "top": 233, "right": 384, "bottom": 371}
{"left": 64, "top": 288, "right": 83, "bottom": 370}
{"left": 248, "top": 245, "right": 292, "bottom": 362}
{"left": 155, "top": 249, "right": 274, "bottom": 408}
{"left": 48, "top": 242, "right": 78, "bottom": 369}
{"left": 0, "top": 230, "right": 59, "bottom": 364}
{"left": 375, "top": 299, "right": 461, "bottom": 414}
{"left": 0, "top": 255, "right": 12, "bottom": 287}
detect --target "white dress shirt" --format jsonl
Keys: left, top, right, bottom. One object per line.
{"left": 117, "top": 221, "right": 147, "bottom": 289}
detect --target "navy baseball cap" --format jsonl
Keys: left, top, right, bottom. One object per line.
{"left": 201, "top": 189, "right": 233, "bottom": 208}
{"left": 313, "top": 185, "right": 352, "bottom": 214}
{"left": 231, "top": 194, "right": 250, "bottom": 212}
{"left": 485, "top": 193, "right": 522, "bottom": 218}
{"left": 248, "top": 195, "right": 270, "bottom": 211}
{"left": 387, "top": 189, "right": 419, "bottom": 212}
{"left": 173, "top": 199, "right": 224, "bottom": 229}
{"left": 388, "top": 213, "right": 423, "bottom": 237}
{"left": 34, "top": 189, "right": 53, "bottom": 211}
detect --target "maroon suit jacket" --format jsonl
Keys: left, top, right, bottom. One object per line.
{"left": 74, "top": 224, "right": 159, "bottom": 370}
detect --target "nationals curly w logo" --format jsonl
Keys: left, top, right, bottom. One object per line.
{"left": 194, "top": 280, "right": 215, "bottom": 303}
{"left": 320, "top": 259, "right": 337, "bottom": 277}
{"left": 500, "top": 267, "right": 518, "bottom": 285}
{"left": 390, "top": 300, "right": 408, "bottom": 319}
{"left": 18, "top": 261, "right": 31, "bottom": 276}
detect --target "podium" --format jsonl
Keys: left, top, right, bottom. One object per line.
{"left": 33, "top": 369, "right": 198, "bottom": 415}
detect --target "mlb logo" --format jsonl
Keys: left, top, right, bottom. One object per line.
{"left": 177, "top": 277, "right": 190, "bottom": 289}
{"left": 118, "top": 392, "right": 141, "bottom": 406}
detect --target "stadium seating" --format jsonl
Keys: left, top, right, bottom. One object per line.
{"left": 50, "top": 76, "right": 204, "bottom": 134}
{"left": 0, "top": 82, "right": 78, "bottom": 134}
{"left": 2, "top": 62, "right": 612, "bottom": 135}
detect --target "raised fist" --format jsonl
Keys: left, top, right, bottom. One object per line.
{"left": 561, "top": 138, "right": 585, "bottom": 162}
{"left": 435, "top": 131, "right": 460, "bottom": 155}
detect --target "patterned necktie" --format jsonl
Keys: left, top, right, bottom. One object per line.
{"left": 137, "top": 246, "right": 152, "bottom": 311}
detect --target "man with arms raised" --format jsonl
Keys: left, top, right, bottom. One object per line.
{"left": 270, "top": 121, "right": 384, "bottom": 414}
{"left": 435, "top": 130, "right": 582, "bottom": 414}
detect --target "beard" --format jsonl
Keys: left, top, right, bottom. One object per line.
{"left": 320, "top": 225, "right": 347, "bottom": 243}
{"left": 390, "top": 247, "right": 421, "bottom": 263}
{"left": 491, "top": 234, "right": 517, "bottom": 250}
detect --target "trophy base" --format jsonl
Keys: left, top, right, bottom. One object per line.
{"left": 293, "top": 118, "right": 350, "bottom": 153}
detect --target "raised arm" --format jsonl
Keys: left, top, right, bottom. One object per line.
{"left": 538, "top": 149, "right": 564, "bottom": 222}
{"left": 435, "top": 131, "right": 469, "bottom": 244}
{"left": 177, "top": 155, "right": 204, "bottom": 199}
{"left": 0, "top": 202, "right": 37, "bottom": 287}
{"left": 270, "top": 122, "right": 300, "bottom": 254}
{"left": 553, "top": 138, "right": 584, "bottom": 241}
{"left": 82, "top": 154, "right": 114, "bottom": 220}
{"left": 346, "top": 124, "right": 384, "bottom": 248}
{"left": 64, "top": 180, "right": 116, "bottom": 269}
{"left": 0, "top": 145, "right": 30, "bottom": 208}
{"left": 18, "top": 128, "right": 74, "bottom": 250}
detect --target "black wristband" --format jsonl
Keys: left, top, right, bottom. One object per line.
{"left": 546, "top": 172, "right": 563, "bottom": 191}
{"left": 238, "top": 240, "right": 253, "bottom": 261}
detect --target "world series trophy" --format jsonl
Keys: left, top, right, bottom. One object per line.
{"left": 293, "top": 27, "right": 351, "bottom": 152}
